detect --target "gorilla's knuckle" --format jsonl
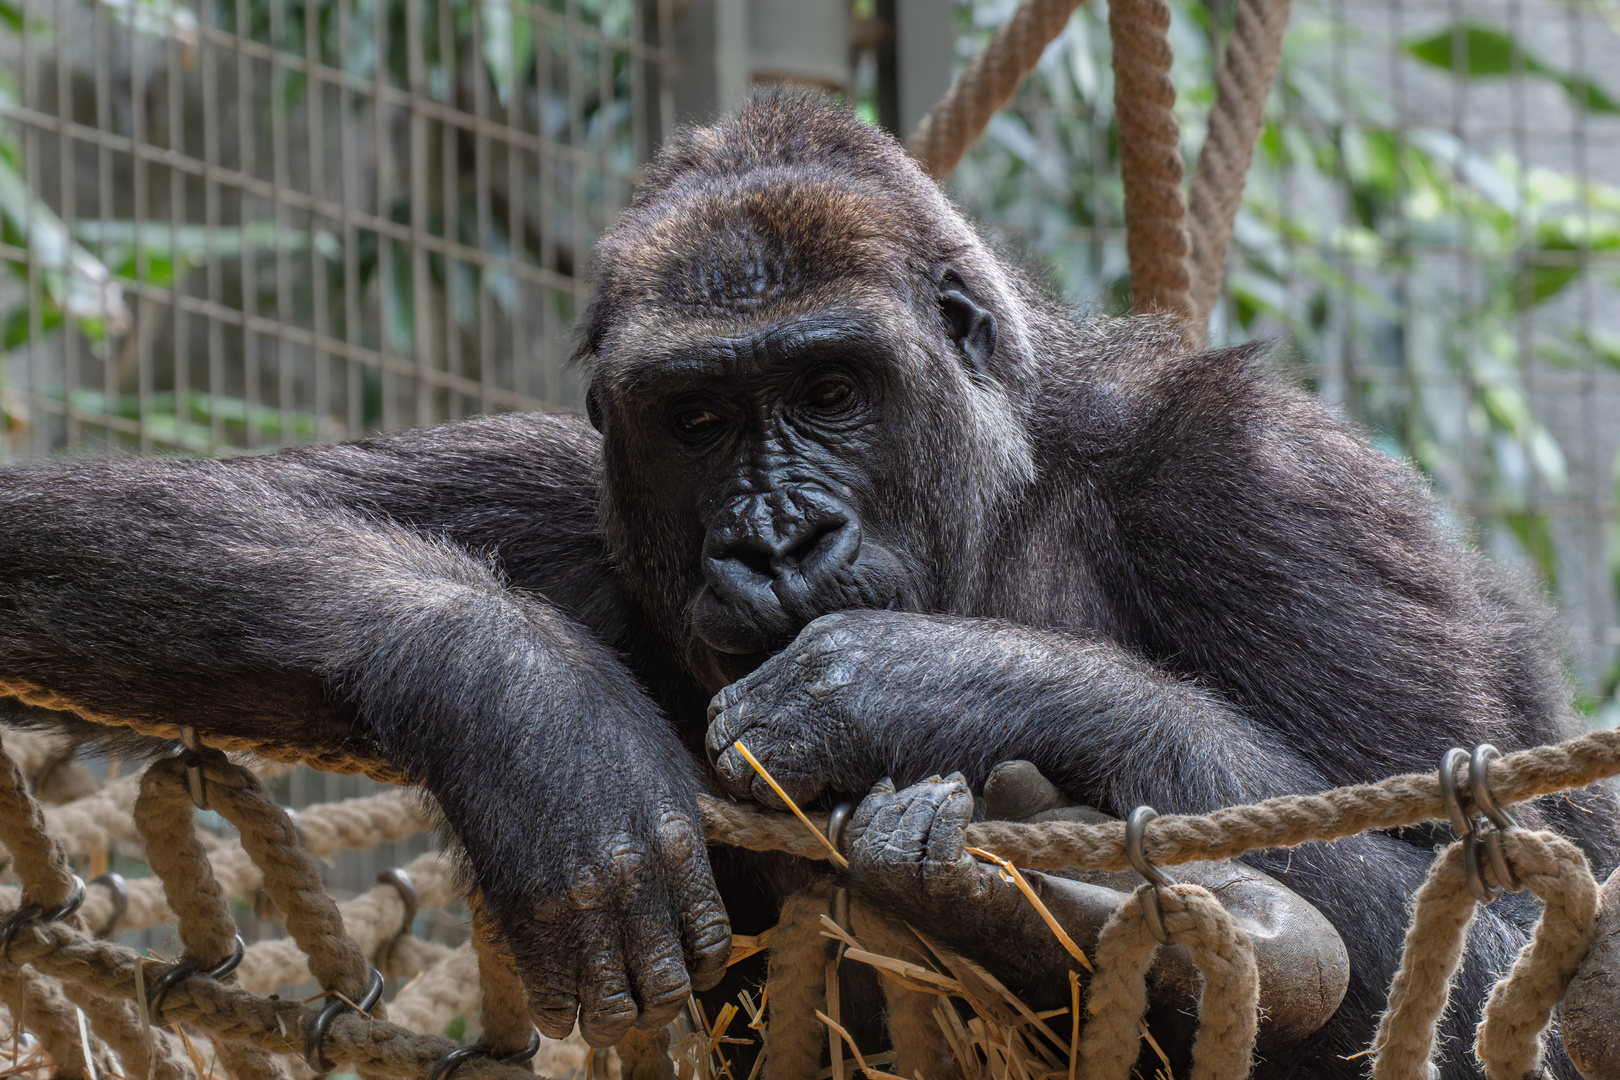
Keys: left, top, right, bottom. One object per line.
{"left": 656, "top": 810, "right": 703, "bottom": 861}
{"left": 633, "top": 953, "right": 691, "bottom": 1005}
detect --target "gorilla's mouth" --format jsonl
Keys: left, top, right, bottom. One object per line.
{"left": 686, "top": 544, "right": 911, "bottom": 690}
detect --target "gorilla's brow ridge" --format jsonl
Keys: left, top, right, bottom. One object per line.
{"left": 610, "top": 316, "right": 891, "bottom": 393}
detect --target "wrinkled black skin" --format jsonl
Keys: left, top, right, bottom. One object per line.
{"left": 1, "top": 94, "right": 1616, "bottom": 1076}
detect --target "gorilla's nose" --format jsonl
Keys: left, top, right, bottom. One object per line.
{"left": 694, "top": 496, "right": 867, "bottom": 655}
{"left": 708, "top": 506, "right": 861, "bottom": 590}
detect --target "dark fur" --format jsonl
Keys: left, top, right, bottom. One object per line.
{"left": 1, "top": 93, "right": 1613, "bottom": 1076}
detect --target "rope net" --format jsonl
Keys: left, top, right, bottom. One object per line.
{"left": 0, "top": 719, "right": 1619, "bottom": 1080}
{"left": 0, "top": 4, "right": 1610, "bottom": 1080}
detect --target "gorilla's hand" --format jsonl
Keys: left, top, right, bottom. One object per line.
{"left": 706, "top": 611, "right": 886, "bottom": 806}
{"left": 505, "top": 768, "right": 731, "bottom": 1048}
{"left": 845, "top": 773, "right": 1025, "bottom": 925}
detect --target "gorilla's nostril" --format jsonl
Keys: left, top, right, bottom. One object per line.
{"left": 731, "top": 543, "right": 775, "bottom": 580}
{"left": 778, "top": 517, "right": 856, "bottom": 573}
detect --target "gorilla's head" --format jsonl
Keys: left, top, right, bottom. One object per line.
{"left": 576, "top": 93, "right": 1038, "bottom": 690}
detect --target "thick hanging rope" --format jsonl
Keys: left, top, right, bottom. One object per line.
{"left": 905, "top": 0, "right": 1088, "bottom": 179}
{"left": 1185, "top": 0, "right": 1295, "bottom": 341}
{"left": 1108, "top": 0, "right": 1194, "bottom": 319}
{"left": 905, "top": 0, "right": 1294, "bottom": 339}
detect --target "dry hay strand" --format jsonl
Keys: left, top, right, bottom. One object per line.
{"left": 727, "top": 743, "right": 1175, "bottom": 1080}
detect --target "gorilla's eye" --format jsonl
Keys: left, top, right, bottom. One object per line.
{"left": 805, "top": 379, "right": 854, "bottom": 411}
{"left": 673, "top": 408, "right": 723, "bottom": 439}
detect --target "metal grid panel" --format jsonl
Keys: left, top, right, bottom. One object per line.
{"left": 0, "top": 0, "right": 671, "bottom": 458}
{"left": 948, "top": 0, "right": 1620, "bottom": 715}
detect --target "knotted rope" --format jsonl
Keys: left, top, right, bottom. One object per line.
{"left": 0, "top": 736, "right": 547, "bottom": 1080}
{"left": 4, "top": 718, "right": 1620, "bottom": 1079}
{"left": 1371, "top": 831, "right": 1599, "bottom": 1080}
{"left": 698, "top": 724, "right": 1620, "bottom": 1079}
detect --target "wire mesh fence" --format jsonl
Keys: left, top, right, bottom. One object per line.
{"left": 947, "top": 0, "right": 1620, "bottom": 717}
{"left": 0, "top": 0, "right": 671, "bottom": 458}
{"left": 5, "top": 0, "right": 1620, "bottom": 842}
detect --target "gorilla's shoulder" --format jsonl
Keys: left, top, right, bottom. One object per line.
{"left": 1036, "top": 320, "right": 1384, "bottom": 486}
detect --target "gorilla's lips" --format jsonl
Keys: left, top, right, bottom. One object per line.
{"left": 688, "top": 540, "right": 911, "bottom": 669}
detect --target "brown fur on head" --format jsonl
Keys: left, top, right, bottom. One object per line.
{"left": 574, "top": 91, "right": 1039, "bottom": 686}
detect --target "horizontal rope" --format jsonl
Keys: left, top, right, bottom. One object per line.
{"left": 700, "top": 726, "right": 1620, "bottom": 872}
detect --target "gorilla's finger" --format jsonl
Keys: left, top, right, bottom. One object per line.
{"left": 924, "top": 780, "right": 975, "bottom": 865}
{"left": 893, "top": 780, "right": 958, "bottom": 864}
{"left": 847, "top": 776, "right": 898, "bottom": 850}
{"left": 525, "top": 945, "right": 582, "bottom": 1040}
{"left": 614, "top": 875, "right": 693, "bottom": 1031}
{"left": 706, "top": 711, "right": 762, "bottom": 797}
{"left": 576, "top": 919, "right": 640, "bottom": 1048}
{"left": 749, "top": 765, "right": 826, "bottom": 811}
{"left": 624, "top": 925, "right": 693, "bottom": 1031}
{"left": 659, "top": 810, "right": 732, "bottom": 991}
{"left": 862, "top": 784, "right": 927, "bottom": 871}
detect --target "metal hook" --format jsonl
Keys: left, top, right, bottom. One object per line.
{"left": 1437, "top": 748, "right": 1473, "bottom": 840}
{"left": 1437, "top": 747, "right": 1511, "bottom": 903}
{"left": 373, "top": 868, "right": 419, "bottom": 972}
{"left": 144, "top": 934, "right": 246, "bottom": 1021}
{"left": 0, "top": 874, "right": 87, "bottom": 961}
{"left": 304, "top": 967, "right": 384, "bottom": 1074}
{"left": 426, "top": 1031, "right": 542, "bottom": 1080}
{"left": 1126, "top": 806, "right": 1175, "bottom": 946}
{"left": 178, "top": 726, "right": 209, "bottom": 810}
{"left": 1469, "top": 745, "right": 1523, "bottom": 895}
{"left": 90, "top": 872, "right": 129, "bottom": 938}
{"left": 826, "top": 802, "right": 855, "bottom": 856}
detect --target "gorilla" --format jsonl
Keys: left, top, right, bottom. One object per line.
{"left": 0, "top": 93, "right": 1613, "bottom": 1078}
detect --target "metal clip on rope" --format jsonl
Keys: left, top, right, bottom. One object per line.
{"left": 0, "top": 873, "right": 86, "bottom": 959}
{"left": 1439, "top": 744, "right": 1523, "bottom": 903}
{"left": 374, "top": 867, "right": 419, "bottom": 972}
{"left": 90, "top": 872, "right": 129, "bottom": 938}
{"left": 305, "top": 967, "right": 384, "bottom": 1074}
{"left": 178, "top": 725, "right": 209, "bottom": 810}
{"left": 426, "top": 1030, "right": 543, "bottom": 1080}
{"left": 145, "top": 934, "right": 247, "bottom": 1021}
{"left": 1126, "top": 806, "right": 1176, "bottom": 946}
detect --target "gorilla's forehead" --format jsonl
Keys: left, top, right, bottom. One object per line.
{"left": 598, "top": 171, "right": 931, "bottom": 317}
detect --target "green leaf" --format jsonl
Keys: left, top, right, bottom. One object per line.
{"left": 0, "top": 0, "right": 22, "bottom": 32}
{"left": 1407, "top": 25, "right": 1516, "bottom": 76}
{"left": 481, "top": 0, "right": 534, "bottom": 107}
{"left": 1406, "top": 24, "right": 1620, "bottom": 114}
{"left": 2, "top": 302, "right": 63, "bottom": 349}
{"left": 0, "top": 156, "right": 130, "bottom": 331}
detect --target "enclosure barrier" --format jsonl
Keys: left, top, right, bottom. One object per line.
{"left": 0, "top": 722, "right": 1618, "bottom": 1080}
{"left": 907, "top": 0, "right": 1289, "bottom": 344}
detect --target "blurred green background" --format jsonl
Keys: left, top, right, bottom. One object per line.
{"left": 3, "top": 0, "right": 1619, "bottom": 718}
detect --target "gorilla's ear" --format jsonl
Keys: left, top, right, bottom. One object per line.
{"left": 938, "top": 271, "right": 998, "bottom": 377}
{"left": 585, "top": 384, "right": 606, "bottom": 432}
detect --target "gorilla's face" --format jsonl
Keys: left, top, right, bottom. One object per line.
{"left": 580, "top": 133, "right": 1023, "bottom": 692}
{"left": 596, "top": 308, "right": 931, "bottom": 686}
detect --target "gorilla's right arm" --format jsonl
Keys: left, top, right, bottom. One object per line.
{"left": 0, "top": 413, "right": 729, "bottom": 1045}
